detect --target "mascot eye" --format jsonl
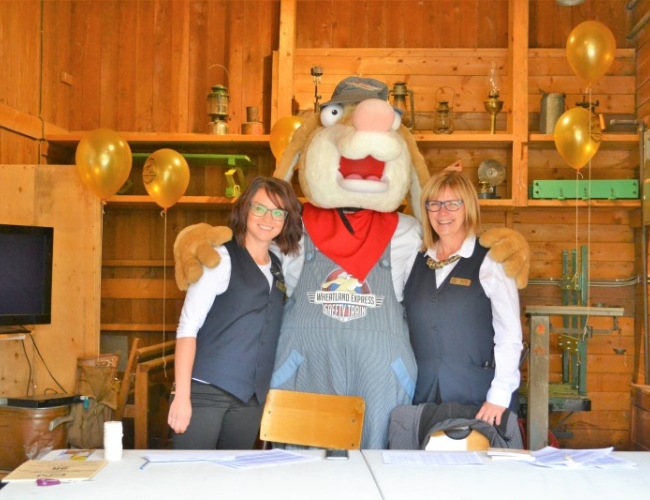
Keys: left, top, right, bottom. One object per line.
{"left": 320, "top": 104, "right": 344, "bottom": 127}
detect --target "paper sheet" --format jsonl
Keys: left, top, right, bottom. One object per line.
{"left": 530, "top": 446, "right": 636, "bottom": 468}
{"left": 381, "top": 451, "right": 484, "bottom": 466}
{"left": 211, "top": 449, "right": 321, "bottom": 469}
{"left": 142, "top": 449, "right": 321, "bottom": 469}
{"left": 487, "top": 449, "right": 535, "bottom": 461}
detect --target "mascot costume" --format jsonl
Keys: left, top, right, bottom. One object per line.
{"left": 174, "top": 77, "right": 529, "bottom": 448}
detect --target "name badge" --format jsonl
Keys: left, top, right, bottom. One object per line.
{"left": 450, "top": 277, "right": 471, "bottom": 287}
{"left": 275, "top": 280, "right": 287, "bottom": 294}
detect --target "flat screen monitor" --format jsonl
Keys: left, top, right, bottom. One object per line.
{"left": 0, "top": 224, "right": 54, "bottom": 327}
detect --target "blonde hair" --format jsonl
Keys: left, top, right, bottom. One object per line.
{"left": 419, "top": 170, "right": 480, "bottom": 251}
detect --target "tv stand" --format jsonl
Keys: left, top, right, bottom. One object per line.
{"left": 0, "top": 325, "right": 29, "bottom": 335}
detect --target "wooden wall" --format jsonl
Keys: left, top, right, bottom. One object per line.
{"left": 0, "top": 0, "right": 648, "bottom": 450}
{"left": 64, "top": 0, "right": 279, "bottom": 136}
{"left": 0, "top": 165, "right": 101, "bottom": 395}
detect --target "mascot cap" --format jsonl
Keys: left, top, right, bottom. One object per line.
{"left": 320, "top": 76, "right": 388, "bottom": 106}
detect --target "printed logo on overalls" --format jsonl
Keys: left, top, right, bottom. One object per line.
{"left": 307, "top": 268, "right": 383, "bottom": 323}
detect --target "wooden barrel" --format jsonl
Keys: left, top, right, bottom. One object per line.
{"left": 0, "top": 405, "right": 70, "bottom": 469}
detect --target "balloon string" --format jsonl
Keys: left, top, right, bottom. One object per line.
{"left": 161, "top": 208, "right": 168, "bottom": 378}
{"left": 585, "top": 86, "right": 593, "bottom": 325}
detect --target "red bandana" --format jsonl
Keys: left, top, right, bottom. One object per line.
{"left": 302, "top": 203, "right": 398, "bottom": 282}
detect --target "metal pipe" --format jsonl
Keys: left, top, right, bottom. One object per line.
{"left": 610, "top": 118, "right": 649, "bottom": 383}
{"left": 527, "top": 276, "right": 640, "bottom": 287}
{"left": 626, "top": 9, "right": 650, "bottom": 40}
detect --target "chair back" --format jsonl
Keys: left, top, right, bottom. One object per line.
{"left": 260, "top": 389, "right": 365, "bottom": 449}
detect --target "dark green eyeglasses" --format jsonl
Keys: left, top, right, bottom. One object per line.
{"left": 249, "top": 202, "right": 288, "bottom": 221}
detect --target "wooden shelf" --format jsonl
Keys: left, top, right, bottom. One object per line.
{"left": 46, "top": 132, "right": 271, "bottom": 154}
{"left": 47, "top": 131, "right": 517, "bottom": 150}
{"left": 528, "top": 133, "right": 639, "bottom": 150}
{"left": 413, "top": 132, "right": 514, "bottom": 148}
{"left": 478, "top": 199, "right": 514, "bottom": 210}
{"left": 526, "top": 199, "right": 641, "bottom": 209}
{"left": 106, "top": 195, "right": 238, "bottom": 209}
{"left": 101, "top": 324, "right": 179, "bottom": 332}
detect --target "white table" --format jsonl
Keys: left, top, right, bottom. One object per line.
{"left": 0, "top": 449, "right": 382, "bottom": 500}
{"left": 3, "top": 449, "right": 650, "bottom": 499}
{"left": 362, "top": 450, "right": 650, "bottom": 500}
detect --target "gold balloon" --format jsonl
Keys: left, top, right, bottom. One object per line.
{"left": 75, "top": 128, "right": 132, "bottom": 199}
{"left": 566, "top": 21, "right": 616, "bottom": 84}
{"left": 270, "top": 116, "right": 304, "bottom": 160}
{"left": 142, "top": 149, "right": 190, "bottom": 209}
{"left": 554, "top": 107, "right": 602, "bottom": 171}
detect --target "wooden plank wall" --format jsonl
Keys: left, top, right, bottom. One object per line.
{"left": 0, "top": 0, "right": 647, "bottom": 449}
{"left": 65, "top": 0, "right": 278, "bottom": 135}
{"left": 630, "top": 0, "right": 650, "bottom": 450}
{"left": 0, "top": 165, "right": 101, "bottom": 396}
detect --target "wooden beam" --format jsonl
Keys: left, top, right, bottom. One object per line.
{"left": 276, "top": 0, "right": 296, "bottom": 121}
{"left": 510, "top": 0, "right": 529, "bottom": 207}
{"left": 101, "top": 278, "right": 186, "bottom": 299}
{"left": 0, "top": 103, "right": 68, "bottom": 139}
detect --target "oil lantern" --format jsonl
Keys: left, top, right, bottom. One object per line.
{"left": 207, "top": 84, "right": 230, "bottom": 135}
{"left": 484, "top": 61, "right": 503, "bottom": 134}
{"left": 389, "top": 82, "right": 415, "bottom": 130}
{"left": 433, "top": 87, "right": 455, "bottom": 134}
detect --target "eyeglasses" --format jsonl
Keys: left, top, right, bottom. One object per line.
{"left": 249, "top": 202, "right": 288, "bottom": 221}
{"left": 425, "top": 199, "right": 464, "bottom": 212}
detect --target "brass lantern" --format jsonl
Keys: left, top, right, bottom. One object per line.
{"left": 484, "top": 61, "right": 503, "bottom": 134}
{"left": 207, "top": 85, "right": 230, "bottom": 135}
{"left": 433, "top": 87, "right": 455, "bottom": 134}
{"left": 389, "top": 82, "right": 415, "bottom": 130}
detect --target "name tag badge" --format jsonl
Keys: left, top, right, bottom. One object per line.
{"left": 450, "top": 277, "right": 471, "bottom": 287}
{"left": 275, "top": 280, "right": 287, "bottom": 294}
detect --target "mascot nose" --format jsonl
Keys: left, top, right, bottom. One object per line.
{"left": 352, "top": 98, "right": 396, "bottom": 132}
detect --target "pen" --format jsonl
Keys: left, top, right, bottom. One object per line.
{"left": 140, "top": 459, "right": 150, "bottom": 470}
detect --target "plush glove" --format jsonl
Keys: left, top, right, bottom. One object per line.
{"left": 479, "top": 228, "right": 530, "bottom": 289}
{"left": 173, "top": 223, "right": 233, "bottom": 291}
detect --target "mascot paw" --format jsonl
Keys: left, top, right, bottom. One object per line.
{"left": 173, "top": 223, "right": 233, "bottom": 291}
{"left": 479, "top": 228, "right": 530, "bottom": 289}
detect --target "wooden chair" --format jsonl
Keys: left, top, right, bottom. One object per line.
{"left": 114, "top": 338, "right": 176, "bottom": 449}
{"left": 259, "top": 389, "right": 365, "bottom": 450}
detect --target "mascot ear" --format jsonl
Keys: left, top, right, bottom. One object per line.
{"left": 398, "top": 126, "right": 430, "bottom": 223}
{"left": 273, "top": 114, "right": 321, "bottom": 181}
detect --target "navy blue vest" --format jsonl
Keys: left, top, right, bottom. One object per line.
{"left": 192, "top": 239, "right": 285, "bottom": 404}
{"left": 404, "top": 242, "right": 517, "bottom": 410}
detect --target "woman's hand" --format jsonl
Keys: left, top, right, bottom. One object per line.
{"left": 168, "top": 395, "right": 192, "bottom": 434}
{"left": 475, "top": 401, "right": 506, "bottom": 426}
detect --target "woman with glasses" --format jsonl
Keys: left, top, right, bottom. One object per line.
{"left": 168, "top": 176, "right": 302, "bottom": 450}
{"left": 403, "top": 170, "right": 522, "bottom": 428}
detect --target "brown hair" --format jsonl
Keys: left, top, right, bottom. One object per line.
{"left": 228, "top": 176, "right": 303, "bottom": 255}
{"left": 419, "top": 170, "right": 480, "bottom": 251}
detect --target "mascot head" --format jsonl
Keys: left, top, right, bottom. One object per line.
{"left": 274, "top": 76, "right": 430, "bottom": 221}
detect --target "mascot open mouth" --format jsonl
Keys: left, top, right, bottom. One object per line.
{"left": 339, "top": 155, "right": 384, "bottom": 180}
{"left": 337, "top": 155, "right": 389, "bottom": 193}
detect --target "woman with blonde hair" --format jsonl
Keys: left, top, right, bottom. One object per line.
{"left": 403, "top": 170, "right": 523, "bottom": 429}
